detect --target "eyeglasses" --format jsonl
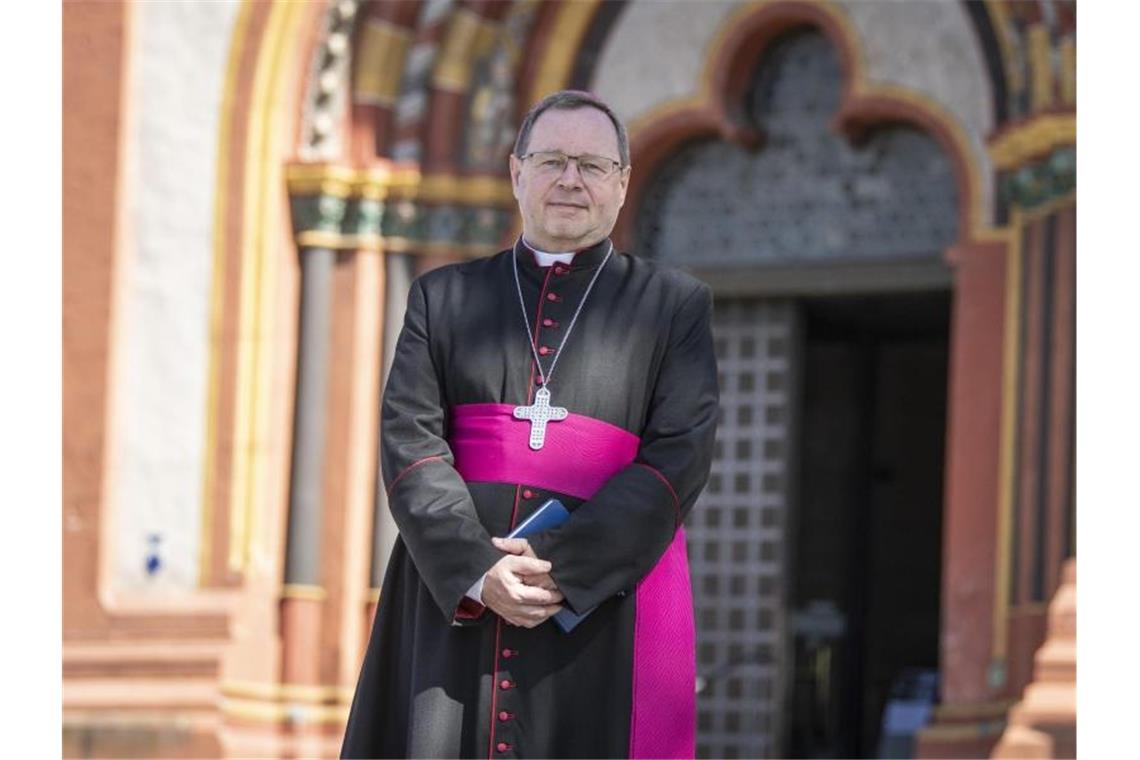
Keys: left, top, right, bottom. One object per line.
{"left": 518, "top": 151, "right": 625, "bottom": 181}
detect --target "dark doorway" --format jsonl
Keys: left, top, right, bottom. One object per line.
{"left": 787, "top": 291, "right": 949, "bottom": 758}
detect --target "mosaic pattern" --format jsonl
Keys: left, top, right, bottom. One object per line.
{"left": 636, "top": 31, "right": 958, "bottom": 268}
{"left": 999, "top": 146, "right": 1075, "bottom": 211}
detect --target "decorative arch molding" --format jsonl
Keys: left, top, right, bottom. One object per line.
{"left": 202, "top": 0, "right": 324, "bottom": 585}
{"left": 288, "top": 0, "right": 662, "bottom": 260}
{"left": 615, "top": 0, "right": 996, "bottom": 251}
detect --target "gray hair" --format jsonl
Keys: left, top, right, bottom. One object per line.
{"left": 513, "top": 90, "right": 630, "bottom": 167}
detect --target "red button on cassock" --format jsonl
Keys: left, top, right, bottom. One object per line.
{"left": 501, "top": 648, "right": 513, "bottom": 658}
{"left": 539, "top": 346, "right": 554, "bottom": 356}
{"left": 522, "top": 489, "right": 534, "bottom": 499}
{"left": 546, "top": 292, "right": 560, "bottom": 302}
{"left": 497, "top": 741, "right": 511, "bottom": 752}
{"left": 500, "top": 679, "right": 513, "bottom": 690}
{"left": 499, "top": 710, "right": 511, "bottom": 721}
{"left": 554, "top": 265, "right": 569, "bottom": 275}
{"left": 542, "top": 318, "right": 556, "bottom": 327}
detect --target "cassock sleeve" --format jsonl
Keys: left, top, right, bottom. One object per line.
{"left": 380, "top": 276, "right": 504, "bottom": 623}
{"left": 526, "top": 281, "right": 719, "bottom": 615}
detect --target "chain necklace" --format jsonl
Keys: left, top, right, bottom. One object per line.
{"left": 511, "top": 237, "right": 614, "bottom": 450}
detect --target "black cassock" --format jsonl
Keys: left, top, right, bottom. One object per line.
{"left": 341, "top": 239, "right": 719, "bottom": 759}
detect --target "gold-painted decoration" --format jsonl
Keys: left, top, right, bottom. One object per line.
{"left": 286, "top": 164, "right": 512, "bottom": 207}
{"left": 287, "top": 163, "right": 515, "bottom": 254}
{"left": 281, "top": 583, "right": 329, "bottom": 601}
{"left": 418, "top": 174, "right": 516, "bottom": 207}
{"left": 988, "top": 113, "right": 1075, "bottom": 171}
{"left": 529, "top": 0, "right": 598, "bottom": 105}
{"left": 383, "top": 236, "right": 417, "bottom": 253}
{"left": 200, "top": 0, "right": 255, "bottom": 586}
{"left": 354, "top": 165, "right": 394, "bottom": 200}
{"left": 229, "top": 0, "right": 308, "bottom": 574}
{"left": 285, "top": 163, "right": 356, "bottom": 198}
{"left": 354, "top": 19, "right": 412, "bottom": 106}
{"left": 386, "top": 166, "right": 425, "bottom": 200}
{"left": 986, "top": 0, "right": 1024, "bottom": 107}
{"left": 220, "top": 696, "right": 351, "bottom": 724}
{"left": 1059, "top": 37, "right": 1075, "bottom": 107}
{"left": 1027, "top": 24, "right": 1053, "bottom": 113}
{"left": 296, "top": 230, "right": 353, "bottom": 249}
{"left": 433, "top": 8, "right": 499, "bottom": 93}
{"left": 221, "top": 679, "right": 354, "bottom": 703}
{"left": 992, "top": 207, "right": 1023, "bottom": 671}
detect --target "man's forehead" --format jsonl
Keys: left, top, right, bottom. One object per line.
{"left": 528, "top": 107, "right": 620, "bottom": 155}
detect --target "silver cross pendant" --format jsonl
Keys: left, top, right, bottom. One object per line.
{"left": 512, "top": 386, "right": 568, "bottom": 450}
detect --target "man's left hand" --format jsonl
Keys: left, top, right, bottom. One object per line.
{"left": 492, "top": 537, "right": 560, "bottom": 593}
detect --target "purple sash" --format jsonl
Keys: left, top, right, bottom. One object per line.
{"left": 449, "top": 403, "right": 639, "bottom": 499}
{"left": 448, "top": 402, "right": 696, "bottom": 759}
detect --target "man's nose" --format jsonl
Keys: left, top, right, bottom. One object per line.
{"left": 555, "top": 158, "right": 585, "bottom": 187}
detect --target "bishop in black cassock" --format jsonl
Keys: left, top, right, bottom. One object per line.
{"left": 341, "top": 91, "right": 719, "bottom": 759}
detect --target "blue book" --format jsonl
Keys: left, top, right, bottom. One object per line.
{"left": 506, "top": 499, "right": 597, "bottom": 633}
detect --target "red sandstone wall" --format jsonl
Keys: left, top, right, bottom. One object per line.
{"left": 63, "top": 0, "right": 131, "bottom": 639}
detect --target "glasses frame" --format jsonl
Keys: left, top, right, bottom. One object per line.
{"left": 517, "top": 150, "right": 627, "bottom": 182}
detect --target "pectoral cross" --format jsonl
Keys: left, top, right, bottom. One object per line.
{"left": 513, "top": 386, "right": 568, "bottom": 450}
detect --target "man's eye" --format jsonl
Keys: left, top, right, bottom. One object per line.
{"left": 581, "top": 160, "right": 607, "bottom": 175}
{"left": 540, "top": 158, "right": 565, "bottom": 169}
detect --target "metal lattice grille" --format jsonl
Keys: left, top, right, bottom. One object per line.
{"left": 636, "top": 30, "right": 958, "bottom": 267}
{"left": 687, "top": 300, "right": 800, "bottom": 759}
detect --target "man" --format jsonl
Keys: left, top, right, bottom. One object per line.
{"left": 341, "top": 90, "right": 719, "bottom": 759}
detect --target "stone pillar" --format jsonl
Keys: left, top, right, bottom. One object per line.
{"left": 280, "top": 239, "right": 336, "bottom": 685}
{"left": 281, "top": 182, "right": 348, "bottom": 691}
{"left": 915, "top": 237, "right": 1012, "bottom": 759}
{"left": 272, "top": 167, "right": 358, "bottom": 758}
{"left": 919, "top": 105, "right": 1075, "bottom": 759}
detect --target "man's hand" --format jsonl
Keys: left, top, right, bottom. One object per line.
{"left": 491, "top": 537, "right": 561, "bottom": 592}
{"left": 481, "top": 549, "right": 564, "bottom": 628}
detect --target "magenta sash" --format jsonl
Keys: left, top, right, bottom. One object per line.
{"left": 449, "top": 403, "right": 639, "bottom": 499}
{"left": 448, "top": 402, "right": 695, "bottom": 758}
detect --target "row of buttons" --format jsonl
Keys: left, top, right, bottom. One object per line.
{"left": 532, "top": 270, "right": 565, "bottom": 379}
{"left": 494, "top": 267, "right": 565, "bottom": 755}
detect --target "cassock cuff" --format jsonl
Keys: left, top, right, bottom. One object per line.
{"left": 452, "top": 596, "right": 487, "bottom": 625}
{"left": 464, "top": 573, "right": 487, "bottom": 603}
{"left": 450, "top": 571, "right": 491, "bottom": 625}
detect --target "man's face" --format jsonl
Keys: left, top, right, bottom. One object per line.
{"left": 509, "top": 107, "right": 630, "bottom": 252}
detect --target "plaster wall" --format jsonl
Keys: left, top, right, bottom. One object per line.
{"left": 592, "top": 0, "right": 995, "bottom": 223}
{"left": 111, "top": 0, "right": 241, "bottom": 592}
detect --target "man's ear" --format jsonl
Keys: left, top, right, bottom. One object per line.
{"left": 509, "top": 154, "right": 522, "bottom": 198}
{"left": 616, "top": 165, "right": 631, "bottom": 209}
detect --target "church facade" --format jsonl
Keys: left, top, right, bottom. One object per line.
{"left": 63, "top": 1, "right": 1076, "bottom": 757}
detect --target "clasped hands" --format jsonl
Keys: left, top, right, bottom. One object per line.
{"left": 482, "top": 537, "right": 564, "bottom": 628}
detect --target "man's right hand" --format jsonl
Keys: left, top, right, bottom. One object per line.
{"left": 481, "top": 554, "right": 564, "bottom": 628}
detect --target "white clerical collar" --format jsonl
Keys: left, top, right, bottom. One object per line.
{"left": 524, "top": 239, "right": 576, "bottom": 267}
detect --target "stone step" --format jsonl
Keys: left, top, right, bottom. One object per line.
{"left": 1032, "top": 639, "right": 1076, "bottom": 682}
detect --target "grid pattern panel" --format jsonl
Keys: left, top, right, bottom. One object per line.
{"left": 687, "top": 299, "right": 799, "bottom": 759}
